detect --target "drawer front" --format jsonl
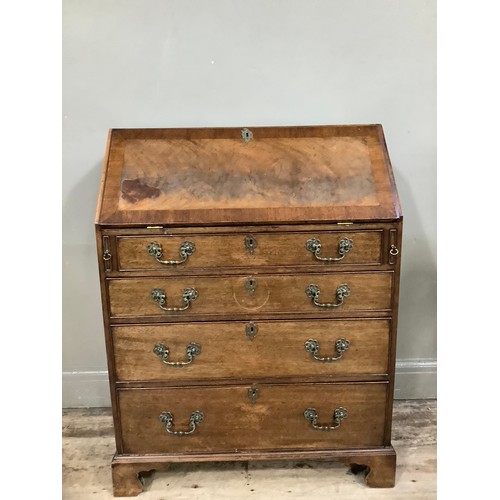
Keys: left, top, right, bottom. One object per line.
{"left": 112, "top": 319, "right": 390, "bottom": 381}
{"left": 118, "top": 383, "right": 387, "bottom": 453}
{"left": 116, "top": 230, "right": 382, "bottom": 271}
{"left": 107, "top": 272, "right": 393, "bottom": 319}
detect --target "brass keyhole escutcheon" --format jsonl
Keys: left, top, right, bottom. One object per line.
{"left": 248, "top": 387, "right": 259, "bottom": 404}
{"left": 245, "top": 322, "right": 258, "bottom": 340}
{"left": 245, "top": 235, "right": 258, "bottom": 254}
{"left": 245, "top": 277, "right": 257, "bottom": 295}
{"left": 241, "top": 127, "right": 253, "bottom": 143}
{"left": 233, "top": 276, "right": 270, "bottom": 310}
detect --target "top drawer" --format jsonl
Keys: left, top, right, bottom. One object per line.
{"left": 114, "top": 230, "right": 383, "bottom": 271}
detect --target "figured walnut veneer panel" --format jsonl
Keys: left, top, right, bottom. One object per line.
{"left": 119, "top": 137, "right": 377, "bottom": 210}
{"left": 96, "top": 126, "right": 401, "bottom": 225}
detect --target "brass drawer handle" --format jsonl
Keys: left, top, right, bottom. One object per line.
{"left": 304, "top": 338, "right": 350, "bottom": 362}
{"left": 151, "top": 288, "right": 198, "bottom": 312}
{"left": 304, "top": 407, "right": 348, "bottom": 431}
{"left": 147, "top": 241, "right": 195, "bottom": 265}
{"left": 389, "top": 244, "right": 399, "bottom": 256}
{"left": 306, "top": 238, "right": 353, "bottom": 262}
{"left": 306, "top": 284, "right": 350, "bottom": 308}
{"left": 153, "top": 342, "right": 201, "bottom": 366}
{"left": 159, "top": 411, "right": 204, "bottom": 436}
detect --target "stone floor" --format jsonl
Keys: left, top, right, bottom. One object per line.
{"left": 62, "top": 400, "right": 436, "bottom": 499}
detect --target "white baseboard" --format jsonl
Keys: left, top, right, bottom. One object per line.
{"left": 62, "top": 371, "right": 112, "bottom": 408}
{"left": 62, "top": 359, "right": 436, "bottom": 408}
{"left": 394, "top": 358, "right": 437, "bottom": 399}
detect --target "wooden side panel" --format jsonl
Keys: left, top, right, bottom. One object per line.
{"left": 116, "top": 231, "right": 383, "bottom": 271}
{"left": 112, "top": 319, "right": 390, "bottom": 381}
{"left": 107, "top": 272, "right": 393, "bottom": 319}
{"left": 118, "top": 383, "right": 388, "bottom": 453}
{"left": 95, "top": 226, "right": 124, "bottom": 454}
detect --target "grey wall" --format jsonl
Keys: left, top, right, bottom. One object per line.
{"left": 62, "top": 0, "right": 436, "bottom": 406}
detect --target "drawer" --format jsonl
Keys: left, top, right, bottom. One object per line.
{"left": 118, "top": 382, "right": 388, "bottom": 453}
{"left": 107, "top": 272, "right": 393, "bottom": 319}
{"left": 112, "top": 319, "right": 390, "bottom": 381}
{"left": 115, "top": 230, "right": 383, "bottom": 271}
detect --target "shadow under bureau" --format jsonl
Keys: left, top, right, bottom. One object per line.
{"left": 95, "top": 125, "right": 403, "bottom": 496}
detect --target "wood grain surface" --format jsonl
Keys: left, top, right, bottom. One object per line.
{"left": 118, "top": 382, "right": 388, "bottom": 453}
{"left": 107, "top": 272, "right": 393, "bottom": 319}
{"left": 112, "top": 319, "right": 390, "bottom": 381}
{"left": 118, "top": 136, "right": 376, "bottom": 210}
{"left": 95, "top": 125, "right": 402, "bottom": 225}
{"left": 116, "top": 230, "right": 382, "bottom": 271}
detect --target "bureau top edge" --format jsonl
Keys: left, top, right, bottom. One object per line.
{"left": 95, "top": 219, "right": 403, "bottom": 232}
{"left": 95, "top": 125, "right": 402, "bottom": 226}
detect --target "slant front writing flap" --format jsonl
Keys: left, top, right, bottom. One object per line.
{"left": 95, "top": 125, "right": 401, "bottom": 226}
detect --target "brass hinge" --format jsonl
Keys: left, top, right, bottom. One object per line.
{"left": 146, "top": 225, "right": 164, "bottom": 229}
{"left": 337, "top": 222, "right": 353, "bottom": 225}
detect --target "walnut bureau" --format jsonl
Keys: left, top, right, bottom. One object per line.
{"left": 95, "top": 125, "right": 403, "bottom": 496}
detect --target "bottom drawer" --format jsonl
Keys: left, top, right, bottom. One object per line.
{"left": 118, "top": 382, "right": 388, "bottom": 454}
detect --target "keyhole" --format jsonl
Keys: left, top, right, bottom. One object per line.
{"left": 245, "top": 235, "right": 258, "bottom": 254}
{"left": 248, "top": 387, "right": 259, "bottom": 403}
{"left": 245, "top": 322, "right": 258, "bottom": 340}
{"left": 241, "top": 127, "right": 253, "bottom": 143}
{"left": 245, "top": 277, "right": 257, "bottom": 294}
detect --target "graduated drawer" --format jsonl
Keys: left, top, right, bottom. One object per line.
{"left": 115, "top": 230, "right": 382, "bottom": 271}
{"left": 118, "top": 382, "right": 388, "bottom": 454}
{"left": 107, "top": 272, "right": 393, "bottom": 319}
{"left": 112, "top": 319, "right": 390, "bottom": 381}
